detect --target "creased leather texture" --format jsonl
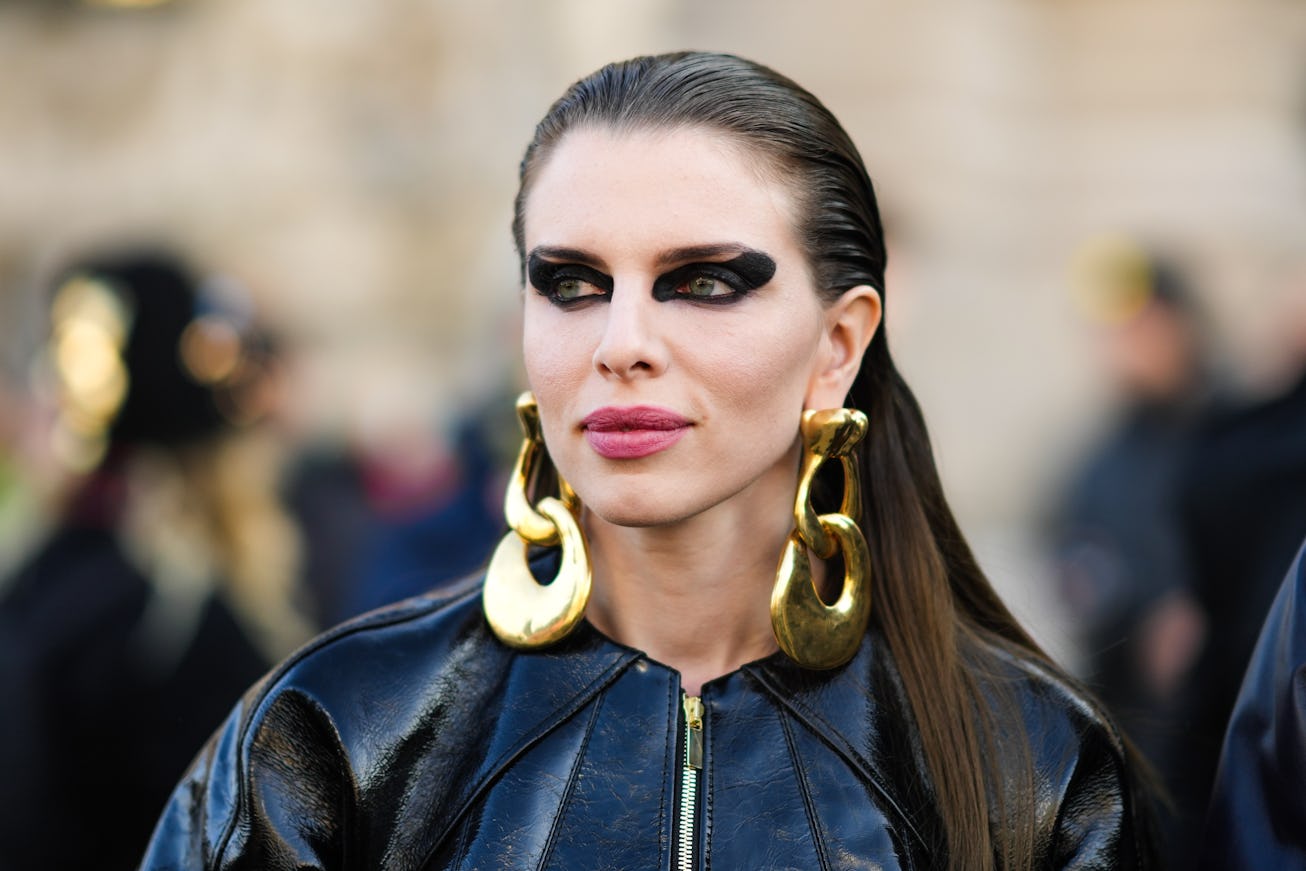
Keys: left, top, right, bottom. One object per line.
{"left": 140, "top": 575, "right": 1152, "bottom": 870}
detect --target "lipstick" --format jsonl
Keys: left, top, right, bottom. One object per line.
{"left": 582, "top": 406, "right": 690, "bottom": 459}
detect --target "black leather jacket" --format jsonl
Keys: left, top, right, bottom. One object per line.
{"left": 140, "top": 577, "right": 1153, "bottom": 870}
{"left": 1201, "top": 542, "right": 1306, "bottom": 869}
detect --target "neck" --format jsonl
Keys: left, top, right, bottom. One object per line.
{"left": 582, "top": 496, "right": 797, "bottom": 696}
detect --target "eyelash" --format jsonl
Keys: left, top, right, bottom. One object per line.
{"left": 529, "top": 262, "right": 759, "bottom": 308}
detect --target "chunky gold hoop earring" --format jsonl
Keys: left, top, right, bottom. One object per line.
{"left": 483, "top": 392, "right": 592, "bottom": 649}
{"left": 770, "top": 408, "right": 872, "bottom": 670}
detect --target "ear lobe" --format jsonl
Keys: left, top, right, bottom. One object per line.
{"left": 806, "top": 285, "right": 882, "bottom": 409}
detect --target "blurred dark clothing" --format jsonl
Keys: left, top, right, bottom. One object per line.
{"left": 1201, "top": 539, "right": 1306, "bottom": 869}
{"left": 1169, "top": 366, "right": 1306, "bottom": 855}
{"left": 1050, "top": 399, "right": 1196, "bottom": 751}
{"left": 290, "top": 415, "right": 506, "bottom": 626}
{"left": 348, "top": 421, "right": 503, "bottom": 617}
{"left": 283, "top": 451, "right": 375, "bottom": 627}
{"left": 0, "top": 476, "right": 270, "bottom": 871}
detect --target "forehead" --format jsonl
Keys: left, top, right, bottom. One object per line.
{"left": 522, "top": 126, "right": 800, "bottom": 258}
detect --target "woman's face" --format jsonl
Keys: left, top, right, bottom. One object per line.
{"left": 520, "top": 125, "right": 861, "bottom": 529}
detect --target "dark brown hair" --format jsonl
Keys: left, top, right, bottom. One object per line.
{"left": 512, "top": 51, "right": 1128, "bottom": 870}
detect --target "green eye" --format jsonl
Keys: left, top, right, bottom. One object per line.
{"left": 556, "top": 278, "right": 585, "bottom": 300}
{"left": 686, "top": 276, "right": 720, "bottom": 297}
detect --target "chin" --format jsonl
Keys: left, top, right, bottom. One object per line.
{"left": 581, "top": 490, "right": 696, "bottom": 530}
{"left": 586, "top": 504, "right": 680, "bottom": 530}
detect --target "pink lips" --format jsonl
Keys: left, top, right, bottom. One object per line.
{"left": 582, "top": 406, "right": 691, "bottom": 459}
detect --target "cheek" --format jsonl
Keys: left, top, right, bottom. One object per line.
{"left": 522, "top": 306, "right": 582, "bottom": 389}
{"left": 705, "top": 315, "right": 822, "bottom": 408}
{"left": 521, "top": 309, "right": 588, "bottom": 455}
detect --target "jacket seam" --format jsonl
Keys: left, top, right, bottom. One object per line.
{"left": 662, "top": 670, "right": 676, "bottom": 871}
{"left": 778, "top": 709, "right": 833, "bottom": 871}
{"left": 415, "top": 652, "right": 642, "bottom": 870}
{"left": 700, "top": 691, "right": 712, "bottom": 871}
{"left": 536, "top": 695, "right": 605, "bottom": 869}
{"left": 744, "top": 668, "right": 929, "bottom": 852}
{"left": 447, "top": 793, "right": 475, "bottom": 869}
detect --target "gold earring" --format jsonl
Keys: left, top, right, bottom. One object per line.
{"left": 770, "top": 408, "right": 872, "bottom": 670}
{"left": 484, "top": 392, "right": 592, "bottom": 648}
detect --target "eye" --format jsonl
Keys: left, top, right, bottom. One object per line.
{"left": 527, "top": 254, "right": 613, "bottom": 307}
{"left": 555, "top": 277, "right": 601, "bottom": 301}
{"left": 682, "top": 274, "right": 728, "bottom": 298}
{"left": 653, "top": 263, "right": 754, "bottom": 305}
{"left": 651, "top": 252, "right": 777, "bottom": 306}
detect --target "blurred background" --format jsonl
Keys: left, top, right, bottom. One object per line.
{"left": 1, "top": 0, "right": 1304, "bottom": 867}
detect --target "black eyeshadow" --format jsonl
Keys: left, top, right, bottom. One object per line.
{"left": 717, "top": 251, "right": 778, "bottom": 290}
{"left": 527, "top": 254, "right": 613, "bottom": 298}
{"left": 651, "top": 251, "right": 777, "bottom": 301}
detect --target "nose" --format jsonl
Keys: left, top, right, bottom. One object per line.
{"left": 592, "top": 283, "right": 668, "bottom": 380}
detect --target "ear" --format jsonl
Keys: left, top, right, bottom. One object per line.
{"left": 805, "top": 285, "right": 882, "bottom": 410}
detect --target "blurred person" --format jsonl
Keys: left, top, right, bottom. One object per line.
{"left": 142, "top": 52, "right": 1156, "bottom": 870}
{"left": 1201, "top": 536, "right": 1306, "bottom": 869}
{"left": 1168, "top": 275, "right": 1306, "bottom": 863}
{"left": 1046, "top": 242, "right": 1218, "bottom": 865}
{"left": 0, "top": 250, "right": 313, "bottom": 870}
{"left": 0, "top": 375, "right": 53, "bottom": 582}
{"left": 341, "top": 392, "right": 515, "bottom": 618}
{"left": 282, "top": 389, "right": 513, "bottom": 627}
{"left": 277, "top": 440, "right": 374, "bottom": 627}
{"left": 1047, "top": 241, "right": 1210, "bottom": 762}
{"left": 0, "top": 314, "right": 78, "bottom": 583}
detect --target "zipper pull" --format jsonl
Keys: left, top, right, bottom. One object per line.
{"left": 683, "top": 694, "right": 704, "bottom": 770}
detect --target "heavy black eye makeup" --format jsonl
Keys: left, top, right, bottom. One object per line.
{"left": 651, "top": 252, "right": 777, "bottom": 305}
{"left": 527, "top": 247, "right": 777, "bottom": 308}
{"left": 528, "top": 254, "right": 613, "bottom": 305}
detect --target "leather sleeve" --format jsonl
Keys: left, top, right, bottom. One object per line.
{"left": 1049, "top": 715, "right": 1157, "bottom": 870}
{"left": 137, "top": 700, "right": 246, "bottom": 870}
{"left": 1201, "top": 543, "right": 1306, "bottom": 869}
{"left": 138, "top": 686, "right": 352, "bottom": 871}
{"left": 1004, "top": 652, "right": 1159, "bottom": 870}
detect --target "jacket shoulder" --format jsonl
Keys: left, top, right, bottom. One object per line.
{"left": 260, "top": 574, "right": 492, "bottom": 699}
{"left": 141, "top": 575, "right": 644, "bottom": 870}
{"left": 139, "top": 576, "right": 508, "bottom": 869}
{"left": 989, "top": 646, "right": 1126, "bottom": 756}
{"left": 983, "top": 643, "right": 1158, "bottom": 868}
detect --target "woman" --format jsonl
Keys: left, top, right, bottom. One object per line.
{"left": 142, "top": 52, "right": 1156, "bottom": 870}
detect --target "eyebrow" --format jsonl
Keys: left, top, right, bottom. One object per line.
{"left": 527, "top": 243, "right": 768, "bottom": 270}
{"left": 527, "top": 246, "right": 604, "bottom": 268}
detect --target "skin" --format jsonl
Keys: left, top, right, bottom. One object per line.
{"left": 521, "top": 126, "right": 881, "bottom": 694}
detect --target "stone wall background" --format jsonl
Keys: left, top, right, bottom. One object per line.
{"left": 3, "top": 0, "right": 1304, "bottom": 653}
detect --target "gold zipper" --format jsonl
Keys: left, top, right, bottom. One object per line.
{"left": 677, "top": 693, "right": 704, "bottom": 871}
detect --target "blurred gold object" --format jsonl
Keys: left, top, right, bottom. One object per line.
{"left": 179, "top": 316, "right": 242, "bottom": 385}
{"left": 49, "top": 275, "right": 134, "bottom": 471}
{"left": 771, "top": 408, "right": 872, "bottom": 670}
{"left": 484, "top": 392, "right": 591, "bottom": 649}
{"left": 1069, "top": 234, "right": 1154, "bottom": 325}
